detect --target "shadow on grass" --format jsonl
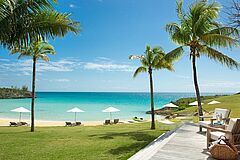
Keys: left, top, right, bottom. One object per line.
{"left": 109, "top": 142, "right": 147, "bottom": 156}
{"left": 89, "top": 131, "right": 163, "bottom": 156}
{"left": 89, "top": 131, "right": 158, "bottom": 141}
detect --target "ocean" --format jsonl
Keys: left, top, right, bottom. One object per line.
{"left": 0, "top": 92, "right": 221, "bottom": 121}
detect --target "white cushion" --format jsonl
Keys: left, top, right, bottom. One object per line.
{"left": 199, "top": 121, "right": 211, "bottom": 127}
{"left": 226, "top": 119, "right": 237, "bottom": 131}
{"left": 213, "top": 108, "right": 230, "bottom": 119}
{"left": 210, "top": 131, "right": 227, "bottom": 140}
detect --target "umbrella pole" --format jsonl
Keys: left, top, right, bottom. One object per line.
{"left": 75, "top": 112, "right": 76, "bottom": 123}
{"left": 110, "top": 112, "right": 112, "bottom": 122}
{"left": 19, "top": 112, "right": 22, "bottom": 122}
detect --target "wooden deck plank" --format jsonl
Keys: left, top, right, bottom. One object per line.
{"left": 129, "top": 122, "right": 240, "bottom": 160}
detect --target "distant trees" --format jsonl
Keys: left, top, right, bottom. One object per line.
{"left": 21, "top": 85, "right": 28, "bottom": 92}
{"left": 0, "top": 86, "right": 31, "bottom": 99}
{"left": 226, "top": 0, "right": 240, "bottom": 29}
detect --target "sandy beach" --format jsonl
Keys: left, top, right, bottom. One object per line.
{"left": 0, "top": 118, "right": 139, "bottom": 127}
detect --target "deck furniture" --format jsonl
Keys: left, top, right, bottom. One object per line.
{"left": 104, "top": 120, "right": 111, "bottom": 125}
{"left": 199, "top": 108, "right": 231, "bottom": 131}
{"left": 206, "top": 118, "right": 240, "bottom": 149}
{"left": 113, "top": 119, "right": 119, "bottom": 124}
{"left": 65, "top": 122, "right": 73, "bottom": 126}
{"left": 20, "top": 122, "right": 29, "bottom": 126}
{"left": 133, "top": 117, "right": 144, "bottom": 122}
{"left": 75, "top": 122, "right": 81, "bottom": 126}
{"left": 9, "top": 122, "right": 18, "bottom": 127}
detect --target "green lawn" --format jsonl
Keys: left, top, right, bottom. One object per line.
{"left": 0, "top": 122, "right": 180, "bottom": 160}
{"left": 177, "top": 94, "right": 240, "bottom": 118}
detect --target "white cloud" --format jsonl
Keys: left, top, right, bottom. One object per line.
{"left": 69, "top": 4, "right": 79, "bottom": 8}
{"left": 84, "top": 62, "right": 135, "bottom": 72}
{"left": 0, "top": 57, "right": 136, "bottom": 75}
{"left": 175, "top": 74, "right": 191, "bottom": 79}
{"left": 0, "top": 59, "right": 81, "bottom": 75}
{"left": 200, "top": 80, "right": 240, "bottom": 88}
{"left": 0, "top": 59, "right": 10, "bottom": 62}
{"left": 69, "top": 4, "right": 75, "bottom": 8}
{"left": 54, "top": 79, "right": 70, "bottom": 82}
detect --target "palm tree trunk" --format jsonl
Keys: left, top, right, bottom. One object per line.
{"left": 192, "top": 55, "right": 203, "bottom": 117}
{"left": 31, "top": 57, "right": 36, "bottom": 132}
{"left": 149, "top": 68, "right": 155, "bottom": 130}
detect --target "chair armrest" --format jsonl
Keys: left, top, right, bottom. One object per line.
{"left": 199, "top": 115, "right": 213, "bottom": 119}
{"left": 210, "top": 118, "right": 216, "bottom": 125}
{"left": 206, "top": 126, "right": 232, "bottom": 134}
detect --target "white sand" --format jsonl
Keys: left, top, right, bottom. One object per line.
{"left": 0, "top": 118, "right": 135, "bottom": 127}
{"left": 158, "top": 119, "right": 175, "bottom": 124}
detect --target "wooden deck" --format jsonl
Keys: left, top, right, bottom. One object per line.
{"left": 129, "top": 122, "right": 240, "bottom": 160}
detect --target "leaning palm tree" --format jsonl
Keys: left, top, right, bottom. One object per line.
{"left": 129, "top": 45, "right": 183, "bottom": 129}
{"left": 11, "top": 39, "right": 55, "bottom": 132}
{"left": 0, "top": 0, "right": 79, "bottom": 49}
{"left": 166, "top": 0, "right": 239, "bottom": 119}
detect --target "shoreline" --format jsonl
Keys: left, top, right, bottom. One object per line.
{"left": 0, "top": 117, "right": 176, "bottom": 126}
{"left": 0, "top": 117, "right": 140, "bottom": 127}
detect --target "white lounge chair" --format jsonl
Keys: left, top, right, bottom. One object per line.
{"left": 198, "top": 108, "right": 231, "bottom": 129}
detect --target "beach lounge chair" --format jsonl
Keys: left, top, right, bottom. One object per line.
{"left": 75, "top": 122, "right": 81, "bottom": 126}
{"left": 104, "top": 120, "right": 111, "bottom": 125}
{"left": 133, "top": 117, "right": 144, "bottom": 122}
{"left": 20, "top": 122, "right": 29, "bottom": 126}
{"left": 206, "top": 118, "right": 240, "bottom": 149}
{"left": 199, "top": 108, "right": 231, "bottom": 131}
{"left": 113, "top": 119, "right": 119, "bottom": 124}
{"left": 9, "top": 122, "right": 18, "bottom": 127}
{"left": 65, "top": 122, "right": 73, "bottom": 126}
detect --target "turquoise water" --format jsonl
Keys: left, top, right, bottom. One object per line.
{"left": 0, "top": 92, "right": 220, "bottom": 121}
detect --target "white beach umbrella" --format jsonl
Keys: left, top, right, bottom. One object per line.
{"left": 102, "top": 107, "right": 120, "bottom": 120}
{"left": 208, "top": 100, "right": 221, "bottom": 105}
{"left": 189, "top": 101, "right": 204, "bottom": 106}
{"left": 163, "top": 103, "right": 179, "bottom": 108}
{"left": 11, "top": 107, "right": 30, "bottom": 122}
{"left": 67, "top": 107, "right": 85, "bottom": 122}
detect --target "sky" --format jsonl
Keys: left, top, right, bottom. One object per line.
{"left": 0, "top": 0, "right": 239, "bottom": 93}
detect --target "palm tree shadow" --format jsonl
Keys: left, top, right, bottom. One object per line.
{"left": 89, "top": 131, "right": 159, "bottom": 155}
{"left": 108, "top": 142, "right": 147, "bottom": 156}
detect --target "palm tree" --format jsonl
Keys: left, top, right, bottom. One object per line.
{"left": 129, "top": 45, "right": 183, "bottom": 129}
{"left": 166, "top": 0, "right": 239, "bottom": 119}
{"left": 0, "top": 0, "right": 79, "bottom": 49}
{"left": 11, "top": 39, "right": 55, "bottom": 132}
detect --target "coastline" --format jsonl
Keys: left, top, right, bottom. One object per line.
{"left": 0, "top": 117, "right": 138, "bottom": 127}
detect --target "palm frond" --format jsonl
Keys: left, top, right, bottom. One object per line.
{"left": 166, "top": 23, "right": 191, "bottom": 45}
{"left": 133, "top": 66, "right": 147, "bottom": 78}
{"left": 37, "top": 54, "right": 50, "bottom": 62}
{"left": 129, "top": 55, "right": 144, "bottom": 60}
{"left": 0, "top": 0, "right": 79, "bottom": 48}
{"left": 199, "top": 45, "right": 239, "bottom": 69}
{"left": 208, "top": 27, "right": 239, "bottom": 37}
{"left": 164, "top": 46, "right": 184, "bottom": 63}
{"left": 200, "top": 33, "right": 239, "bottom": 48}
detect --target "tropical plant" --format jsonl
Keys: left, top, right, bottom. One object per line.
{"left": 226, "top": 0, "right": 240, "bottom": 29}
{"left": 0, "top": 0, "right": 79, "bottom": 49}
{"left": 129, "top": 45, "right": 183, "bottom": 129}
{"left": 166, "top": 0, "right": 239, "bottom": 119}
{"left": 11, "top": 39, "right": 55, "bottom": 132}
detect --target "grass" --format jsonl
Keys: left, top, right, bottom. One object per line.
{"left": 177, "top": 94, "right": 240, "bottom": 121}
{"left": 0, "top": 122, "right": 180, "bottom": 160}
